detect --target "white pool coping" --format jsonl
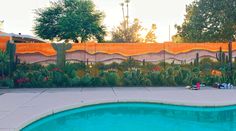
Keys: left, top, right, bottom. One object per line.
{"left": 1, "top": 87, "right": 236, "bottom": 131}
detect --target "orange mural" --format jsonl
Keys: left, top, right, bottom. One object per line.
{"left": 0, "top": 42, "right": 235, "bottom": 56}
{"left": 0, "top": 36, "right": 10, "bottom": 51}
{"left": 16, "top": 43, "right": 56, "bottom": 56}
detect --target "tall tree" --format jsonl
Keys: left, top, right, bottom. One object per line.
{"left": 120, "top": 3, "right": 125, "bottom": 23}
{"left": 125, "top": 0, "right": 130, "bottom": 27}
{"left": 111, "top": 18, "right": 143, "bottom": 43}
{"left": 175, "top": 0, "right": 236, "bottom": 42}
{"left": 34, "top": 0, "right": 106, "bottom": 42}
{"left": 145, "top": 24, "right": 157, "bottom": 43}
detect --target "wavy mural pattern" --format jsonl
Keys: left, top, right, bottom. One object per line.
{"left": 0, "top": 42, "right": 236, "bottom": 64}
{"left": 13, "top": 42, "right": 236, "bottom": 56}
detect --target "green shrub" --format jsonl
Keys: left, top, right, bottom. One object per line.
{"left": 0, "top": 78, "right": 14, "bottom": 88}
{"left": 163, "top": 67, "right": 176, "bottom": 86}
{"left": 91, "top": 77, "right": 107, "bottom": 87}
{"left": 203, "top": 75, "right": 221, "bottom": 85}
{"left": 27, "top": 71, "right": 46, "bottom": 88}
{"left": 6, "top": 58, "right": 235, "bottom": 88}
{"left": 95, "top": 62, "right": 106, "bottom": 70}
{"left": 70, "top": 76, "right": 80, "bottom": 87}
{"left": 175, "top": 68, "right": 192, "bottom": 86}
{"left": 17, "top": 63, "right": 44, "bottom": 71}
{"left": 0, "top": 51, "right": 9, "bottom": 77}
{"left": 120, "top": 57, "right": 140, "bottom": 70}
{"left": 147, "top": 72, "right": 163, "bottom": 86}
{"left": 80, "top": 74, "right": 92, "bottom": 87}
{"left": 105, "top": 72, "right": 120, "bottom": 87}
{"left": 62, "top": 63, "right": 77, "bottom": 78}
{"left": 50, "top": 69, "right": 70, "bottom": 87}
{"left": 122, "top": 70, "right": 151, "bottom": 86}
{"left": 47, "top": 64, "right": 58, "bottom": 71}
{"left": 13, "top": 69, "right": 52, "bottom": 88}
{"left": 199, "top": 58, "right": 214, "bottom": 72}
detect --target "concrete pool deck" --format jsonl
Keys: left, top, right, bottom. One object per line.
{"left": 1, "top": 87, "right": 236, "bottom": 131}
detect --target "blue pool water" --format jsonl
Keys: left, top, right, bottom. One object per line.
{"left": 22, "top": 103, "right": 236, "bottom": 131}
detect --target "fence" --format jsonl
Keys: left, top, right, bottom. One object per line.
{"left": 0, "top": 42, "right": 235, "bottom": 64}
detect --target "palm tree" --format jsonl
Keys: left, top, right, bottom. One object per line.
{"left": 120, "top": 3, "right": 126, "bottom": 29}
{"left": 125, "top": 0, "right": 130, "bottom": 27}
{"left": 120, "top": 3, "right": 125, "bottom": 21}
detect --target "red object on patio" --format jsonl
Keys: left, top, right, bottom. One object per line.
{"left": 196, "top": 82, "right": 201, "bottom": 90}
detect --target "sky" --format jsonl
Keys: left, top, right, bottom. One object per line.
{"left": 0, "top": 0, "right": 194, "bottom": 42}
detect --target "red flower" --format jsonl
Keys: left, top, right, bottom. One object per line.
{"left": 51, "top": 68, "right": 63, "bottom": 72}
{"left": 44, "top": 77, "right": 49, "bottom": 81}
{"left": 153, "top": 66, "right": 161, "bottom": 71}
{"left": 16, "top": 78, "right": 30, "bottom": 84}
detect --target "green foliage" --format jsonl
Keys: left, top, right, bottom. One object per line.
{"left": 175, "top": 0, "right": 236, "bottom": 42}
{"left": 0, "top": 50, "right": 9, "bottom": 77}
{"left": 120, "top": 57, "right": 140, "bottom": 70}
{"left": 95, "top": 62, "right": 106, "bottom": 70}
{"left": 111, "top": 19, "right": 143, "bottom": 43}
{"left": 122, "top": 69, "right": 151, "bottom": 86}
{"left": 14, "top": 67, "right": 52, "bottom": 88}
{"left": 3, "top": 41, "right": 21, "bottom": 78}
{"left": 191, "top": 66, "right": 203, "bottom": 84}
{"left": 145, "top": 24, "right": 157, "bottom": 43}
{"left": 233, "top": 72, "right": 236, "bottom": 85}
{"left": 34, "top": 0, "right": 106, "bottom": 42}
{"left": 80, "top": 74, "right": 92, "bottom": 86}
{"left": 50, "top": 69, "right": 70, "bottom": 87}
{"left": 175, "top": 68, "right": 192, "bottom": 86}
{"left": 8, "top": 57, "right": 234, "bottom": 88}
{"left": 0, "top": 78, "right": 14, "bottom": 88}
{"left": 147, "top": 72, "right": 163, "bottom": 86}
{"left": 62, "top": 63, "right": 78, "bottom": 78}
{"left": 199, "top": 58, "right": 214, "bottom": 72}
{"left": 215, "top": 42, "right": 233, "bottom": 83}
{"left": 14, "top": 70, "right": 30, "bottom": 88}
{"left": 141, "top": 62, "right": 155, "bottom": 73}
{"left": 17, "top": 63, "right": 44, "bottom": 71}
{"left": 6, "top": 41, "right": 16, "bottom": 76}
{"left": 70, "top": 76, "right": 80, "bottom": 87}
{"left": 204, "top": 75, "right": 221, "bottom": 86}
{"left": 25, "top": 69, "right": 52, "bottom": 88}
{"left": 104, "top": 72, "right": 120, "bottom": 87}
{"left": 164, "top": 67, "right": 177, "bottom": 86}
{"left": 91, "top": 76, "right": 106, "bottom": 87}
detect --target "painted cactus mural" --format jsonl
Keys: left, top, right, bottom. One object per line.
{"left": 0, "top": 42, "right": 235, "bottom": 64}
{"left": 216, "top": 47, "right": 226, "bottom": 63}
{"left": 52, "top": 43, "right": 72, "bottom": 68}
{"left": 194, "top": 53, "right": 199, "bottom": 66}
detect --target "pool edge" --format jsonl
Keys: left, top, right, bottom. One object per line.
{"left": 18, "top": 99, "right": 236, "bottom": 131}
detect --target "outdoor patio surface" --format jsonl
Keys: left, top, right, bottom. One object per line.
{"left": 1, "top": 87, "right": 236, "bottom": 131}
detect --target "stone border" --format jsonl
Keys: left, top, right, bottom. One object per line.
{"left": 18, "top": 99, "right": 236, "bottom": 131}
{"left": 1, "top": 87, "right": 236, "bottom": 131}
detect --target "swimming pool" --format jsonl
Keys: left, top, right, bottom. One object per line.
{"left": 22, "top": 103, "right": 236, "bottom": 131}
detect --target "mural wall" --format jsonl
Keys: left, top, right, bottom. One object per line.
{"left": 0, "top": 36, "right": 10, "bottom": 51}
{"left": 1, "top": 42, "right": 236, "bottom": 64}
